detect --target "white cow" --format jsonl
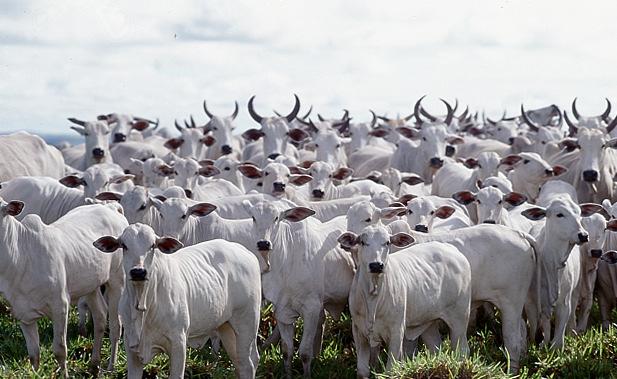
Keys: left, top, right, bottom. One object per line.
{"left": 403, "top": 195, "right": 472, "bottom": 233}
{"left": 202, "top": 100, "right": 243, "bottom": 159}
{"left": 431, "top": 152, "right": 504, "bottom": 198}
{"left": 59, "top": 163, "right": 134, "bottom": 199}
{"left": 0, "top": 132, "right": 66, "bottom": 181}
{"left": 0, "top": 201, "right": 127, "bottom": 375}
{"left": 63, "top": 118, "right": 113, "bottom": 170}
{"left": 303, "top": 162, "right": 391, "bottom": 201}
{"left": 452, "top": 187, "right": 532, "bottom": 230}
{"left": 338, "top": 226, "right": 471, "bottom": 378}
{"left": 499, "top": 152, "right": 567, "bottom": 203}
{"left": 94, "top": 223, "right": 261, "bottom": 379}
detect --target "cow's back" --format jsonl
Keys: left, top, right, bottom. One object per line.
{"left": 0, "top": 132, "right": 65, "bottom": 181}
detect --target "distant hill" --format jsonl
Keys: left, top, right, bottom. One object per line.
{"left": 0, "top": 131, "right": 82, "bottom": 147}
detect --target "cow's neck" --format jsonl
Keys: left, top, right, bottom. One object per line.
{"left": 355, "top": 265, "right": 397, "bottom": 334}
{"left": 0, "top": 215, "right": 28, "bottom": 288}
{"left": 509, "top": 170, "right": 541, "bottom": 202}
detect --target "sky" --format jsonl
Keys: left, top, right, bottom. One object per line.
{"left": 1, "top": 0, "right": 617, "bottom": 135}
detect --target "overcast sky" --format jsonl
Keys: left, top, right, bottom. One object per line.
{"left": 1, "top": 0, "right": 616, "bottom": 135}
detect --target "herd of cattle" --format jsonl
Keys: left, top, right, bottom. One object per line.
{"left": 2, "top": 95, "right": 617, "bottom": 378}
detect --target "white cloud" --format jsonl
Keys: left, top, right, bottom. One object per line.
{"left": 1, "top": 0, "right": 617, "bottom": 135}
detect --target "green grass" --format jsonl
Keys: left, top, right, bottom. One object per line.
{"left": 0, "top": 299, "right": 616, "bottom": 378}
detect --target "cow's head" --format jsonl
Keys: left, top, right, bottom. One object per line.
{"left": 151, "top": 197, "right": 216, "bottom": 239}
{"left": 404, "top": 197, "right": 457, "bottom": 233}
{"left": 563, "top": 98, "right": 614, "bottom": 136}
{"left": 165, "top": 118, "right": 210, "bottom": 159}
{"left": 238, "top": 162, "right": 311, "bottom": 198}
{"left": 305, "top": 161, "right": 353, "bottom": 200}
{"left": 559, "top": 128, "right": 617, "bottom": 184}
{"left": 96, "top": 186, "right": 154, "bottom": 224}
{"left": 0, "top": 198, "right": 24, "bottom": 218}
{"left": 463, "top": 152, "right": 502, "bottom": 183}
{"left": 345, "top": 201, "right": 406, "bottom": 235}
{"left": 453, "top": 187, "right": 527, "bottom": 225}
{"left": 68, "top": 118, "right": 112, "bottom": 166}
{"left": 99, "top": 113, "right": 156, "bottom": 144}
{"left": 203, "top": 100, "right": 239, "bottom": 158}
{"left": 60, "top": 166, "right": 133, "bottom": 199}
{"left": 305, "top": 129, "right": 351, "bottom": 167}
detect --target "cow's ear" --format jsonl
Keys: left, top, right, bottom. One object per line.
{"left": 396, "top": 127, "right": 419, "bottom": 139}
{"left": 368, "top": 128, "right": 389, "bottom": 137}
{"left": 288, "top": 128, "right": 310, "bottom": 142}
{"left": 129, "top": 158, "right": 145, "bottom": 169}
{"left": 132, "top": 120, "right": 150, "bottom": 131}
{"left": 199, "top": 159, "right": 215, "bottom": 167}
{"left": 464, "top": 158, "right": 479, "bottom": 169}
{"left": 201, "top": 135, "right": 216, "bottom": 146}
{"left": 379, "top": 206, "right": 406, "bottom": 219}
{"left": 338, "top": 232, "right": 359, "bottom": 249}
{"left": 552, "top": 165, "right": 567, "bottom": 176}
{"left": 109, "top": 174, "right": 135, "bottom": 184}
{"left": 70, "top": 126, "right": 86, "bottom": 136}
{"left": 398, "top": 194, "right": 417, "bottom": 205}
{"left": 601, "top": 251, "right": 617, "bottom": 264}
{"left": 156, "top": 164, "right": 175, "bottom": 177}
{"left": 93, "top": 236, "right": 121, "bottom": 253}
{"left": 289, "top": 174, "right": 312, "bottom": 186}
{"left": 184, "top": 189, "right": 193, "bottom": 199}
{"left": 198, "top": 166, "right": 220, "bottom": 177}
{"left": 499, "top": 155, "right": 522, "bottom": 166}
{"left": 390, "top": 232, "right": 415, "bottom": 247}
{"left": 452, "top": 191, "right": 475, "bottom": 205}
{"left": 156, "top": 237, "right": 183, "bottom": 254}
{"left": 188, "top": 203, "right": 217, "bottom": 217}
{"left": 164, "top": 138, "right": 185, "bottom": 150}
{"left": 446, "top": 135, "right": 464, "bottom": 145}
{"left": 559, "top": 138, "right": 580, "bottom": 151}
{"left": 434, "top": 205, "right": 455, "bottom": 219}
{"left": 580, "top": 203, "right": 604, "bottom": 217}
{"left": 238, "top": 164, "right": 263, "bottom": 179}
{"left": 521, "top": 207, "right": 546, "bottom": 220}
{"left": 604, "top": 138, "right": 617, "bottom": 149}
{"left": 281, "top": 207, "right": 315, "bottom": 222}
{"left": 606, "top": 220, "right": 617, "bottom": 232}
{"left": 401, "top": 175, "right": 424, "bottom": 185}
{"left": 504, "top": 192, "right": 527, "bottom": 207}
{"left": 289, "top": 166, "right": 308, "bottom": 175}
{"left": 333, "top": 167, "right": 354, "bottom": 181}
{"left": 4, "top": 200, "right": 24, "bottom": 216}
{"left": 602, "top": 199, "right": 613, "bottom": 213}
{"left": 242, "top": 129, "right": 265, "bottom": 141}
{"left": 150, "top": 197, "right": 164, "bottom": 212}
{"left": 96, "top": 192, "right": 123, "bottom": 202}
{"left": 59, "top": 175, "right": 85, "bottom": 188}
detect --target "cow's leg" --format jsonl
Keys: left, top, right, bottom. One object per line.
{"left": 598, "top": 291, "right": 612, "bottom": 330}
{"left": 278, "top": 321, "right": 295, "bottom": 378}
{"left": 20, "top": 321, "right": 40, "bottom": 370}
{"left": 385, "top": 325, "right": 404, "bottom": 371}
{"left": 420, "top": 322, "right": 442, "bottom": 353}
{"left": 443, "top": 314, "right": 470, "bottom": 356}
{"left": 106, "top": 270, "right": 124, "bottom": 370}
{"left": 77, "top": 297, "right": 89, "bottom": 337}
{"left": 218, "top": 322, "right": 239, "bottom": 366}
{"left": 524, "top": 298, "right": 539, "bottom": 344}
{"left": 551, "top": 295, "right": 572, "bottom": 349}
{"left": 126, "top": 348, "right": 144, "bottom": 379}
{"left": 261, "top": 325, "right": 280, "bottom": 349}
{"left": 499, "top": 305, "right": 523, "bottom": 373}
{"left": 312, "top": 309, "right": 326, "bottom": 357}
{"left": 298, "top": 308, "right": 325, "bottom": 378}
{"left": 51, "top": 299, "right": 70, "bottom": 377}
{"left": 168, "top": 335, "right": 187, "bottom": 379}
{"left": 229, "top": 315, "right": 260, "bottom": 379}
{"left": 352, "top": 322, "right": 371, "bottom": 379}
{"left": 84, "top": 289, "right": 108, "bottom": 373}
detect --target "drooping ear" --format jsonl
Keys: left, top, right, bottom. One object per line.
{"left": 580, "top": 203, "right": 604, "bottom": 217}
{"left": 156, "top": 237, "right": 184, "bottom": 254}
{"left": 398, "top": 194, "right": 417, "bottom": 205}
{"left": 499, "top": 155, "right": 522, "bottom": 166}
{"left": 559, "top": 138, "right": 580, "bottom": 152}
{"left": 95, "top": 192, "right": 123, "bottom": 201}
{"left": 59, "top": 175, "right": 85, "bottom": 188}
{"left": 129, "top": 158, "right": 145, "bottom": 170}
{"left": 379, "top": 206, "right": 406, "bottom": 219}
{"left": 368, "top": 128, "right": 389, "bottom": 137}
{"left": 602, "top": 199, "right": 614, "bottom": 217}
{"left": 109, "top": 174, "right": 135, "bottom": 184}
{"left": 242, "top": 129, "right": 265, "bottom": 141}
{"left": 188, "top": 203, "right": 217, "bottom": 217}
{"left": 289, "top": 166, "right": 308, "bottom": 175}
{"left": 338, "top": 232, "right": 359, "bottom": 249}
{"left": 198, "top": 165, "right": 220, "bottom": 177}
{"left": 464, "top": 158, "right": 479, "bottom": 169}
{"left": 299, "top": 160, "right": 315, "bottom": 169}
{"left": 150, "top": 197, "right": 165, "bottom": 211}
{"left": 606, "top": 219, "right": 617, "bottom": 232}
{"left": 288, "top": 128, "right": 310, "bottom": 142}
{"left": 396, "top": 127, "right": 420, "bottom": 139}
{"left": 390, "top": 232, "right": 415, "bottom": 247}
{"left": 552, "top": 165, "right": 567, "bottom": 176}
{"left": 446, "top": 135, "right": 464, "bottom": 145}
{"left": 434, "top": 205, "right": 455, "bottom": 219}
{"left": 201, "top": 135, "right": 216, "bottom": 146}
{"left": 605, "top": 138, "right": 617, "bottom": 149}
{"left": 476, "top": 179, "right": 484, "bottom": 189}
{"left": 199, "top": 159, "right": 215, "bottom": 167}
{"left": 70, "top": 126, "right": 86, "bottom": 136}
{"left": 4, "top": 200, "right": 24, "bottom": 216}
{"left": 93, "top": 236, "right": 121, "bottom": 253}
{"left": 280, "top": 207, "right": 315, "bottom": 222}
{"left": 156, "top": 164, "right": 175, "bottom": 177}
{"left": 289, "top": 174, "right": 312, "bottom": 186}
{"left": 503, "top": 192, "right": 527, "bottom": 207}
{"left": 238, "top": 164, "right": 263, "bottom": 179}
{"left": 452, "top": 191, "right": 476, "bottom": 205}
{"left": 521, "top": 207, "right": 547, "bottom": 220}
{"left": 401, "top": 175, "right": 424, "bottom": 185}
{"left": 154, "top": 195, "right": 167, "bottom": 202}
{"left": 333, "top": 167, "right": 354, "bottom": 181}
{"left": 601, "top": 251, "right": 617, "bottom": 264}
{"left": 132, "top": 120, "right": 150, "bottom": 131}
{"left": 164, "top": 138, "right": 185, "bottom": 150}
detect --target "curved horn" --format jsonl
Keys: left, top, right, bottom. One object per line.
{"left": 247, "top": 96, "right": 264, "bottom": 124}
{"left": 572, "top": 97, "right": 581, "bottom": 120}
{"left": 152, "top": 118, "right": 159, "bottom": 130}
{"left": 607, "top": 114, "right": 617, "bottom": 134}
{"left": 377, "top": 115, "right": 391, "bottom": 122}
{"left": 452, "top": 98, "right": 459, "bottom": 114}
{"left": 458, "top": 106, "right": 469, "bottom": 121}
{"left": 285, "top": 94, "right": 301, "bottom": 123}
{"left": 318, "top": 114, "right": 326, "bottom": 122}
{"left": 420, "top": 106, "right": 435, "bottom": 121}
{"left": 369, "top": 110, "right": 378, "bottom": 127}
{"left": 563, "top": 111, "right": 578, "bottom": 136}
{"left": 67, "top": 118, "right": 86, "bottom": 126}
{"left": 486, "top": 117, "right": 498, "bottom": 126}
{"left": 300, "top": 105, "right": 313, "bottom": 120}
{"left": 175, "top": 119, "right": 183, "bottom": 132}
{"left": 231, "top": 101, "right": 239, "bottom": 120}
{"left": 602, "top": 98, "right": 612, "bottom": 122}
{"left": 341, "top": 109, "right": 349, "bottom": 120}
{"left": 190, "top": 115, "right": 196, "bottom": 128}
{"left": 501, "top": 110, "right": 507, "bottom": 120}
{"left": 202, "top": 100, "right": 214, "bottom": 119}
{"left": 551, "top": 105, "right": 563, "bottom": 127}
{"left": 414, "top": 95, "right": 429, "bottom": 124}
{"left": 441, "top": 98, "right": 455, "bottom": 126}
{"left": 520, "top": 104, "right": 540, "bottom": 132}
{"left": 184, "top": 119, "right": 190, "bottom": 128}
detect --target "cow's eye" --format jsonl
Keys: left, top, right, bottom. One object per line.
{"left": 430, "top": 211, "right": 435, "bottom": 215}
{"left": 224, "top": 167, "right": 230, "bottom": 171}
{"left": 329, "top": 174, "right": 332, "bottom": 178}
{"left": 364, "top": 218, "right": 371, "bottom": 222}
{"left": 477, "top": 164, "right": 482, "bottom": 168}
{"left": 541, "top": 141, "right": 546, "bottom": 145}
{"left": 477, "top": 200, "right": 482, "bottom": 204}
{"left": 407, "top": 210, "right": 413, "bottom": 214}
{"left": 422, "top": 137, "right": 427, "bottom": 141}
{"left": 524, "top": 159, "right": 530, "bottom": 164}
{"left": 257, "top": 183, "right": 263, "bottom": 187}
{"left": 315, "top": 144, "right": 320, "bottom": 148}
{"left": 497, "top": 128, "right": 502, "bottom": 131}
{"left": 336, "top": 144, "right": 341, "bottom": 148}
{"left": 251, "top": 216, "right": 256, "bottom": 222}
{"left": 556, "top": 213, "right": 564, "bottom": 218}
{"left": 138, "top": 204, "right": 147, "bottom": 211}
{"left": 498, "top": 200, "right": 502, "bottom": 205}
{"left": 212, "top": 127, "right": 218, "bottom": 131}
{"left": 360, "top": 241, "right": 366, "bottom": 246}
{"left": 181, "top": 214, "right": 187, "bottom": 219}
{"left": 121, "top": 243, "right": 127, "bottom": 249}
{"left": 264, "top": 172, "right": 269, "bottom": 176}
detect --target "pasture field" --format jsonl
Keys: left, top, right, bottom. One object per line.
{"left": 0, "top": 300, "right": 615, "bottom": 378}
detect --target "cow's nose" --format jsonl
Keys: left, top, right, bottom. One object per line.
{"left": 221, "top": 145, "right": 232, "bottom": 155}
{"left": 312, "top": 189, "right": 325, "bottom": 199}
{"left": 273, "top": 182, "right": 286, "bottom": 193}
{"left": 368, "top": 262, "right": 384, "bottom": 274}
{"left": 414, "top": 224, "right": 429, "bottom": 233}
{"left": 268, "top": 153, "right": 281, "bottom": 160}
{"left": 483, "top": 220, "right": 496, "bottom": 224}
{"left": 578, "top": 233, "right": 589, "bottom": 244}
{"left": 602, "top": 251, "right": 617, "bottom": 264}
{"left": 582, "top": 170, "right": 598, "bottom": 182}
{"left": 113, "top": 133, "right": 126, "bottom": 143}
{"left": 257, "top": 240, "right": 272, "bottom": 251}
{"left": 92, "top": 148, "right": 105, "bottom": 158}
{"left": 445, "top": 145, "right": 455, "bottom": 157}
{"left": 508, "top": 137, "right": 515, "bottom": 145}
{"left": 129, "top": 268, "right": 147, "bottom": 281}
{"left": 590, "top": 249, "right": 603, "bottom": 258}
{"left": 545, "top": 169, "right": 554, "bottom": 176}
{"left": 429, "top": 157, "right": 444, "bottom": 168}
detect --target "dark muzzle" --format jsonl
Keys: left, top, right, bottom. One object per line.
{"left": 414, "top": 224, "right": 429, "bottom": 233}
{"left": 257, "top": 240, "right": 272, "bottom": 251}
{"left": 129, "top": 267, "right": 147, "bottom": 281}
{"left": 368, "top": 262, "right": 384, "bottom": 274}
